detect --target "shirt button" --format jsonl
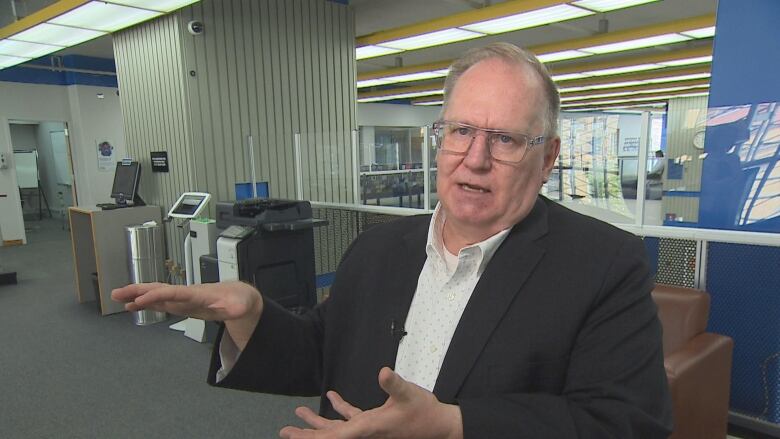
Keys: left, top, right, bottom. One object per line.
{"left": 447, "top": 293, "right": 456, "bottom": 301}
{"left": 430, "top": 345, "right": 438, "bottom": 353}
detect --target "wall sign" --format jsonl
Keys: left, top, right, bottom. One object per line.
{"left": 150, "top": 151, "right": 169, "bottom": 173}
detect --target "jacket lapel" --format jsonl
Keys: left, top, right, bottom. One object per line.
{"left": 433, "top": 198, "right": 550, "bottom": 402}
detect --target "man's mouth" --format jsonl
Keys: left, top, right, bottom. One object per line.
{"left": 460, "top": 183, "right": 489, "bottom": 193}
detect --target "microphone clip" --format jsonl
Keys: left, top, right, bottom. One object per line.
{"left": 390, "top": 319, "right": 407, "bottom": 342}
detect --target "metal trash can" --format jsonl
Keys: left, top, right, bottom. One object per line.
{"left": 126, "top": 221, "right": 167, "bottom": 325}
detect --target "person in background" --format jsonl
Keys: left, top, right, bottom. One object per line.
{"left": 113, "top": 42, "right": 672, "bottom": 438}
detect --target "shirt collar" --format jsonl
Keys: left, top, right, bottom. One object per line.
{"left": 426, "top": 203, "right": 512, "bottom": 275}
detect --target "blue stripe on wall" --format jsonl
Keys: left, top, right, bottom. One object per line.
{"left": 662, "top": 191, "right": 700, "bottom": 198}
{"left": 0, "top": 55, "right": 117, "bottom": 87}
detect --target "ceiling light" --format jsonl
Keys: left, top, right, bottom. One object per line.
{"left": 583, "top": 80, "right": 646, "bottom": 89}
{"left": 581, "top": 33, "right": 691, "bottom": 54}
{"left": 10, "top": 23, "right": 106, "bottom": 47}
{"left": 537, "top": 49, "right": 592, "bottom": 63}
{"left": 380, "top": 28, "right": 484, "bottom": 51}
{"left": 552, "top": 72, "right": 590, "bottom": 81}
{"left": 414, "top": 100, "right": 444, "bottom": 106}
{"left": 104, "top": 0, "right": 199, "bottom": 13}
{"left": 356, "top": 45, "right": 403, "bottom": 60}
{"left": 644, "top": 73, "right": 711, "bottom": 83}
{"left": 658, "top": 55, "right": 713, "bottom": 67}
{"left": 587, "top": 63, "right": 661, "bottom": 76}
{"left": 356, "top": 78, "right": 395, "bottom": 88}
{"left": 461, "top": 4, "right": 593, "bottom": 34}
{"left": 49, "top": 1, "right": 162, "bottom": 32}
{"left": 571, "top": 0, "right": 659, "bottom": 12}
{"left": 560, "top": 84, "right": 710, "bottom": 102}
{"left": 0, "top": 39, "right": 62, "bottom": 58}
{"left": 358, "top": 90, "right": 443, "bottom": 103}
{"left": 680, "top": 26, "right": 716, "bottom": 38}
{"left": 0, "top": 54, "right": 30, "bottom": 69}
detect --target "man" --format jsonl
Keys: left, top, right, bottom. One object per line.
{"left": 113, "top": 43, "right": 672, "bottom": 438}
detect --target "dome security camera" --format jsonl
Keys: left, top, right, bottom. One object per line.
{"left": 187, "top": 20, "right": 204, "bottom": 35}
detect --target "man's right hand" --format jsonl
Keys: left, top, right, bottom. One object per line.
{"left": 111, "top": 281, "right": 263, "bottom": 350}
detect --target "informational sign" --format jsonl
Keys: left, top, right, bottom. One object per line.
{"left": 150, "top": 151, "right": 169, "bottom": 173}
{"left": 97, "top": 140, "right": 114, "bottom": 171}
{"left": 621, "top": 137, "right": 640, "bottom": 156}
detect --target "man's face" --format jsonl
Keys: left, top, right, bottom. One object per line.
{"left": 436, "top": 58, "right": 560, "bottom": 238}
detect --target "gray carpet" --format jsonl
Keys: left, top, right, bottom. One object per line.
{"left": 0, "top": 219, "right": 318, "bottom": 439}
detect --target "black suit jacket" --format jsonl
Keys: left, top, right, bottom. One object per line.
{"left": 209, "top": 196, "right": 673, "bottom": 438}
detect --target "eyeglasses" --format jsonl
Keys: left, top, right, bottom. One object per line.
{"left": 431, "top": 120, "right": 546, "bottom": 164}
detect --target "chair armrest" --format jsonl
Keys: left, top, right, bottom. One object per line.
{"left": 665, "top": 332, "right": 734, "bottom": 439}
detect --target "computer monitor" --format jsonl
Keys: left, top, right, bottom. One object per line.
{"left": 110, "top": 160, "right": 143, "bottom": 206}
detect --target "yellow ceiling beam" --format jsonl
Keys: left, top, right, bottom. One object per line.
{"left": 356, "top": 0, "right": 566, "bottom": 46}
{"left": 358, "top": 15, "right": 716, "bottom": 82}
{"left": 560, "top": 78, "right": 709, "bottom": 97}
{"left": 557, "top": 64, "right": 711, "bottom": 86}
{"left": 549, "top": 45, "right": 711, "bottom": 75}
{"left": 0, "top": 0, "right": 89, "bottom": 39}
{"left": 532, "top": 14, "right": 714, "bottom": 54}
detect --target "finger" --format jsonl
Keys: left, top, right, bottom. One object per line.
{"left": 378, "top": 367, "right": 415, "bottom": 403}
{"left": 132, "top": 284, "right": 198, "bottom": 308}
{"left": 294, "top": 406, "right": 334, "bottom": 430}
{"left": 111, "top": 282, "right": 167, "bottom": 302}
{"left": 326, "top": 391, "right": 362, "bottom": 420}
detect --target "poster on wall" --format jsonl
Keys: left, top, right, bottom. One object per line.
{"left": 97, "top": 140, "right": 114, "bottom": 171}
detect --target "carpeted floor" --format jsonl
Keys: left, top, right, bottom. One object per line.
{"left": 0, "top": 219, "right": 317, "bottom": 439}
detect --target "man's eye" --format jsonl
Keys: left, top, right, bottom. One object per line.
{"left": 497, "top": 134, "right": 515, "bottom": 144}
{"left": 455, "top": 127, "right": 472, "bottom": 136}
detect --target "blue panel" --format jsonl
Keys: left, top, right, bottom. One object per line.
{"left": 707, "top": 242, "right": 780, "bottom": 422}
{"left": 0, "top": 66, "right": 68, "bottom": 85}
{"left": 642, "top": 237, "right": 659, "bottom": 278}
{"left": 709, "top": 0, "right": 780, "bottom": 107}
{"left": 235, "top": 182, "right": 269, "bottom": 200}
{"left": 61, "top": 54, "right": 116, "bottom": 73}
{"left": 666, "top": 160, "right": 683, "bottom": 180}
{"left": 1, "top": 55, "right": 116, "bottom": 87}
{"left": 316, "top": 272, "right": 336, "bottom": 288}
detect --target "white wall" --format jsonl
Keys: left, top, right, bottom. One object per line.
{"left": 358, "top": 103, "right": 441, "bottom": 127}
{"left": 67, "top": 85, "right": 126, "bottom": 207}
{"left": 0, "top": 82, "right": 70, "bottom": 244}
{"left": 0, "top": 81, "right": 125, "bottom": 245}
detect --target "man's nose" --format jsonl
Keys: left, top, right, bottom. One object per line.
{"left": 462, "top": 132, "right": 493, "bottom": 170}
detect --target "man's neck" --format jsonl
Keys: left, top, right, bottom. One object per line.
{"left": 442, "top": 220, "right": 503, "bottom": 255}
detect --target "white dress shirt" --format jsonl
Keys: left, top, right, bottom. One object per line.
{"left": 393, "top": 203, "right": 510, "bottom": 391}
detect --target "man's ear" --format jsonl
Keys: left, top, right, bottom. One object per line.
{"left": 542, "top": 136, "right": 561, "bottom": 181}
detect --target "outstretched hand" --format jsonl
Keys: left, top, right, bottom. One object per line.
{"left": 279, "top": 367, "right": 463, "bottom": 439}
{"left": 111, "top": 281, "right": 263, "bottom": 349}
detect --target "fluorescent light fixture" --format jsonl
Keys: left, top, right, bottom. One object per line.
{"left": 561, "top": 92, "right": 709, "bottom": 107}
{"left": 560, "top": 84, "right": 709, "bottom": 102}
{"left": 537, "top": 49, "right": 592, "bottom": 63}
{"left": 49, "top": 1, "right": 162, "bottom": 32}
{"left": 581, "top": 33, "right": 691, "bottom": 54}
{"left": 587, "top": 63, "right": 661, "bottom": 76}
{"left": 583, "top": 80, "right": 646, "bottom": 89}
{"left": 552, "top": 72, "right": 589, "bottom": 81}
{"left": 0, "top": 54, "right": 30, "bottom": 68}
{"left": 0, "top": 39, "right": 62, "bottom": 58}
{"left": 680, "top": 26, "right": 716, "bottom": 38}
{"left": 383, "top": 70, "right": 448, "bottom": 83}
{"left": 356, "top": 78, "right": 395, "bottom": 88}
{"left": 461, "top": 4, "right": 593, "bottom": 34}
{"left": 358, "top": 90, "right": 443, "bottom": 103}
{"left": 356, "top": 45, "right": 403, "bottom": 60}
{"left": 380, "top": 28, "right": 484, "bottom": 51}
{"left": 414, "top": 100, "right": 444, "bottom": 106}
{"left": 644, "top": 73, "right": 711, "bottom": 83}
{"left": 658, "top": 55, "right": 713, "bottom": 67}
{"left": 105, "top": 0, "right": 199, "bottom": 13}
{"left": 572, "top": 0, "right": 659, "bottom": 12}
{"left": 10, "top": 23, "right": 106, "bottom": 47}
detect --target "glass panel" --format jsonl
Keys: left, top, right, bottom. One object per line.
{"left": 297, "top": 129, "right": 354, "bottom": 204}
{"left": 643, "top": 113, "right": 667, "bottom": 226}
{"left": 358, "top": 126, "right": 426, "bottom": 209}
{"left": 548, "top": 112, "right": 640, "bottom": 224}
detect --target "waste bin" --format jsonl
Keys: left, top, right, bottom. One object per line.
{"left": 126, "top": 221, "right": 167, "bottom": 325}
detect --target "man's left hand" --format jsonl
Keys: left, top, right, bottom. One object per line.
{"left": 278, "top": 367, "right": 463, "bottom": 439}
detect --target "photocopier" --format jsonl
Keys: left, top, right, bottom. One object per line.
{"left": 201, "top": 198, "right": 326, "bottom": 312}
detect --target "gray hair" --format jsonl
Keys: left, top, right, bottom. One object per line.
{"left": 441, "top": 42, "right": 560, "bottom": 137}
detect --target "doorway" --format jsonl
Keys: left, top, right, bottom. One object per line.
{"left": 8, "top": 120, "right": 77, "bottom": 243}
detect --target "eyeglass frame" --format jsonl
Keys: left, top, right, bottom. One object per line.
{"left": 431, "top": 120, "right": 547, "bottom": 164}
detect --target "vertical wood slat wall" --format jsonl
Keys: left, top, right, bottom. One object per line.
{"left": 663, "top": 95, "right": 709, "bottom": 222}
{"left": 113, "top": 0, "right": 355, "bottom": 269}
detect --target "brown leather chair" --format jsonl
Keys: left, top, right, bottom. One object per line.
{"left": 652, "top": 283, "right": 734, "bottom": 439}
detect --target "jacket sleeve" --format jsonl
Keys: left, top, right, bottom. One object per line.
{"left": 457, "top": 236, "right": 673, "bottom": 438}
